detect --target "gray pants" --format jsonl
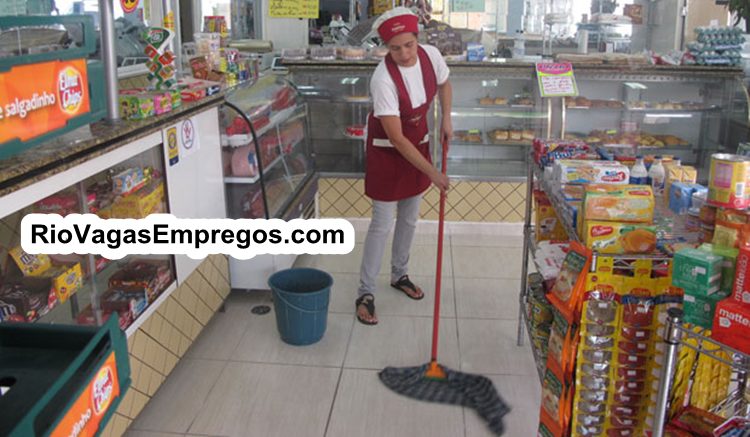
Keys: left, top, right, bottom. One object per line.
{"left": 358, "top": 194, "right": 422, "bottom": 297}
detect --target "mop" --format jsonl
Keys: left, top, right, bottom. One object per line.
{"left": 378, "top": 139, "right": 511, "bottom": 435}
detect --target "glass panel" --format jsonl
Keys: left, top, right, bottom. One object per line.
{"left": 221, "top": 75, "right": 314, "bottom": 219}
{"left": 0, "top": 145, "right": 176, "bottom": 329}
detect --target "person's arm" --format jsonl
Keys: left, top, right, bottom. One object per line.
{"left": 380, "top": 116, "right": 450, "bottom": 192}
{"left": 438, "top": 80, "right": 453, "bottom": 146}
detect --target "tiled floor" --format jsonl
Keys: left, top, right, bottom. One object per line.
{"left": 127, "top": 222, "right": 541, "bottom": 437}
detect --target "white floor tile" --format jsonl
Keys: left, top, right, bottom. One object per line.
{"left": 326, "top": 368, "right": 465, "bottom": 437}
{"left": 130, "top": 359, "right": 227, "bottom": 434}
{"left": 450, "top": 233, "right": 524, "bottom": 248}
{"left": 232, "top": 313, "right": 353, "bottom": 367}
{"left": 457, "top": 319, "right": 537, "bottom": 377}
{"left": 328, "top": 273, "right": 455, "bottom": 318}
{"left": 355, "top": 230, "right": 449, "bottom": 247}
{"left": 188, "top": 362, "right": 339, "bottom": 437}
{"left": 345, "top": 315, "right": 460, "bottom": 370}
{"left": 454, "top": 278, "right": 521, "bottom": 320}
{"left": 186, "top": 294, "right": 256, "bottom": 360}
{"left": 452, "top": 246, "right": 523, "bottom": 279}
{"left": 295, "top": 244, "right": 366, "bottom": 273}
{"left": 393, "top": 243, "right": 452, "bottom": 278}
{"left": 464, "top": 374, "right": 541, "bottom": 437}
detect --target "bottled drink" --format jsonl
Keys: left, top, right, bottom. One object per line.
{"left": 630, "top": 155, "right": 648, "bottom": 185}
{"left": 649, "top": 155, "right": 666, "bottom": 196}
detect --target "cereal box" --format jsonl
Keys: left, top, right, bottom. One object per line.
{"left": 9, "top": 246, "right": 52, "bottom": 276}
{"left": 713, "top": 299, "right": 750, "bottom": 355}
{"left": 583, "top": 184, "right": 655, "bottom": 223}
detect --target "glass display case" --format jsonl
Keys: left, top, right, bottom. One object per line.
{"left": 289, "top": 63, "right": 552, "bottom": 181}
{"left": 287, "top": 62, "right": 749, "bottom": 184}
{"left": 0, "top": 145, "right": 176, "bottom": 330}
{"left": 220, "top": 75, "right": 316, "bottom": 220}
{"left": 563, "top": 67, "right": 750, "bottom": 178}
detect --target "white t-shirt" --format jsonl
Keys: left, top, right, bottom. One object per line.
{"left": 371, "top": 44, "right": 449, "bottom": 118}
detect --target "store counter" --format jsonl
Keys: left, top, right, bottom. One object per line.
{"left": 0, "top": 91, "right": 231, "bottom": 437}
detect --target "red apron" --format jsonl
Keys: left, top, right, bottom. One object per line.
{"left": 365, "top": 46, "right": 438, "bottom": 202}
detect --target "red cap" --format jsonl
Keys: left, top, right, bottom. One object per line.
{"left": 377, "top": 14, "right": 419, "bottom": 43}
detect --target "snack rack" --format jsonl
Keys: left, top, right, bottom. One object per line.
{"left": 518, "top": 151, "right": 750, "bottom": 434}
{"left": 652, "top": 308, "right": 750, "bottom": 437}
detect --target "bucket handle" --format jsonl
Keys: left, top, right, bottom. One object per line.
{"left": 274, "top": 291, "right": 329, "bottom": 314}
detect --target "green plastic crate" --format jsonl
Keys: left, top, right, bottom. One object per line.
{"left": 0, "top": 316, "right": 131, "bottom": 437}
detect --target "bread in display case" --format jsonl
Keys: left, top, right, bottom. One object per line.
{"left": 220, "top": 75, "right": 316, "bottom": 220}
{"left": 0, "top": 145, "right": 176, "bottom": 330}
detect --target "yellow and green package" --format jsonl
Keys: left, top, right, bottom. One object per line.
{"left": 9, "top": 245, "right": 52, "bottom": 276}
{"left": 547, "top": 305, "right": 579, "bottom": 377}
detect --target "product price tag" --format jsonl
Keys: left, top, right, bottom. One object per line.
{"left": 536, "top": 62, "right": 579, "bottom": 98}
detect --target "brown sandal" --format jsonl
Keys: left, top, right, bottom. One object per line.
{"left": 390, "top": 275, "right": 424, "bottom": 300}
{"left": 355, "top": 294, "right": 378, "bottom": 325}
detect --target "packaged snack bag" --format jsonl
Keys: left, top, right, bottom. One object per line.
{"left": 584, "top": 184, "right": 655, "bottom": 223}
{"left": 553, "top": 160, "right": 630, "bottom": 185}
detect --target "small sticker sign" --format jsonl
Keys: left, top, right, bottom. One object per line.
{"left": 166, "top": 126, "right": 179, "bottom": 166}
{"left": 180, "top": 118, "right": 200, "bottom": 157}
{"left": 536, "top": 62, "right": 579, "bottom": 98}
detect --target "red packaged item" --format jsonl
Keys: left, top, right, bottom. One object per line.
{"left": 668, "top": 406, "right": 725, "bottom": 437}
{"left": 615, "top": 380, "right": 647, "bottom": 394}
{"left": 712, "top": 299, "right": 750, "bottom": 355}
{"left": 731, "top": 246, "right": 750, "bottom": 306}
{"left": 533, "top": 138, "right": 596, "bottom": 166}
{"left": 616, "top": 368, "right": 648, "bottom": 381}
{"left": 607, "top": 428, "right": 636, "bottom": 437}
{"left": 621, "top": 300, "right": 655, "bottom": 327}
{"left": 618, "top": 340, "right": 650, "bottom": 355}
{"left": 108, "top": 259, "right": 171, "bottom": 303}
{"left": 611, "top": 405, "right": 641, "bottom": 418}
{"left": 620, "top": 327, "right": 653, "bottom": 341}
{"left": 612, "top": 393, "right": 644, "bottom": 407}
{"left": 617, "top": 353, "right": 649, "bottom": 369}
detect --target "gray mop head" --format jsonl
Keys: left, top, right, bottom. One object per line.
{"left": 378, "top": 364, "right": 511, "bottom": 435}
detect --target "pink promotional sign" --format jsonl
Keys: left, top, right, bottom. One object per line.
{"left": 536, "top": 62, "right": 579, "bottom": 97}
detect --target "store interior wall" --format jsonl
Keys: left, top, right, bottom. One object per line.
{"left": 260, "top": 0, "right": 308, "bottom": 48}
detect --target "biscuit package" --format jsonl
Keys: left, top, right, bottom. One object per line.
{"left": 535, "top": 190, "right": 568, "bottom": 242}
{"left": 548, "top": 242, "right": 592, "bottom": 318}
{"left": 553, "top": 160, "right": 631, "bottom": 185}
{"left": 583, "top": 184, "right": 655, "bottom": 224}
{"left": 583, "top": 221, "right": 657, "bottom": 254}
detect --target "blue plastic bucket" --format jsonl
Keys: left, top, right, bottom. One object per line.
{"left": 268, "top": 268, "right": 333, "bottom": 346}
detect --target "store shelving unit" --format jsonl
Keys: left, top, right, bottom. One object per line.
{"left": 653, "top": 308, "right": 750, "bottom": 437}
{"left": 518, "top": 151, "right": 750, "bottom": 435}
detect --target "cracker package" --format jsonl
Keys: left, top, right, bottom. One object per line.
{"left": 548, "top": 242, "right": 592, "bottom": 318}
{"left": 583, "top": 221, "right": 657, "bottom": 254}
{"left": 584, "top": 184, "right": 655, "bottom": 223}
{"left": 553, "top": 160, "right": 630, "bottom": 185}
{"left": 540, "top": 356, "right": 574, "bottom": 436}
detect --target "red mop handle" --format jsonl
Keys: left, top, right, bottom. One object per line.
{"left": 430, "top": 137, "right": 449, "bottom": 363}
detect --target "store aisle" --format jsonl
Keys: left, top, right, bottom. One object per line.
{"left": 126, "top": 222, "right": 540, "bottom": 437}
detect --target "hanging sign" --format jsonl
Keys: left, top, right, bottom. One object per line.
{"left": 180, "top": 117, "right": 200, "bottom": 157}
{"left": 49, "top": 352, "right": 121, "bottom": 437}
{"left": 269, "top": 0, "right": 319, "bottom": 18}
{"left": 120, "top": 0, "right": 139, "bottom": 14}
{"left": 451, "top": 0, "right": 485, "bottom": 13}
{"left": 0, "top": 58, "right": 91, "bottom": 146}
{"left": 536, "top": 62, "right": 579, "bottom": 98}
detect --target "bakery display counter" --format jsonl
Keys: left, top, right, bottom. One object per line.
{"left": 286, "top": 61, "right": 748, "bottom": 182}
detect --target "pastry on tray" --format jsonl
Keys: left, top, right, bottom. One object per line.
{"left": 494, "top": 97, "right": 508, "bottom": 105}
{"left": 491, "top": 129, "right": 509, "bottom": 141}
{"left": 509, "top": 130, "right": 522, "bottom": 141}
{"left": 514, "top": 97, "right": 533, "bottom": 106}
{"left": 522, "top": 130, "right": 535, "bottom": 141}
{"left": 479, "top": 96, "right": 493, "bottom": 105}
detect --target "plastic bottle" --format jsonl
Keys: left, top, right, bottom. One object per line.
{"left": 649, "top": 155, "right": 666, "bottom": 196}
{"left": 513, "top": 30, "right": 526, "bottom": 58}
{"left": 630, "top": 155, "right": 648, "bottom": 185}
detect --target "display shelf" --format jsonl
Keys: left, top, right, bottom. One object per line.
{"left": 674, "top": 323, "right": 750, "bottom": 371}
{"left": 255, "top": 105, "right": 300, "bottom": 138}
{"left": 224, "top": 155, "right": 283, "bottom": 184}
{"left": 447, "top": 158, "right": 527, "bottom": 180}
{"left": 452, "top": 106, "right": 546, "bottom": 118}
{"left": 520, "top": 298, "right": 546, "bottom": 384}
{"left": 125, "top": 281, "right": 177, "bottom": 338}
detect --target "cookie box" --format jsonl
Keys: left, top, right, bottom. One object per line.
{"left": 583, "top": 184, "right": 655, "bottom": 223}
{"left": 553, "top": 160, "right": 630, "bottom": 185}
{"left": 583, "top": 221, "right": 657, "bottom": 254}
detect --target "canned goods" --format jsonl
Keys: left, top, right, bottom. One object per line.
{"left": 708, "top": 153, "right": 750, "bottom": 209}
